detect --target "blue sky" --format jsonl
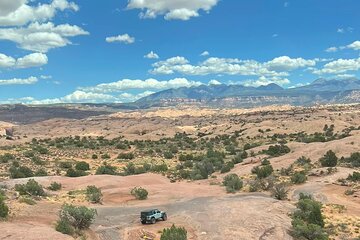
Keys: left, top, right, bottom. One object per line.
{"left": 0, "top": 0, "right": 359, "bottom": 104}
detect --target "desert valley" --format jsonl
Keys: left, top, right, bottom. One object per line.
{"left": 0, "top": 103, "right": 359, "bottom": 240}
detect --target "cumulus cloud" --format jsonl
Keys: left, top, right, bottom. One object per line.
{"left": 0, "top": 0, "right": 79, "bottom": 27}
{"left": 0, "top": 22, "right": 89, "bottom": 52}
{"left": 80, "top": 78, "right": 203, "bottom": 93}
{"left": 347, "top": 41, "right": 360, "bottom": 50}
{"left": 0, "top": 53, "right": 16, "bottom": 67}
{"left": 242, "top": 76, "right": 290, "bottom": 87}
{"left": 313, "top": 58, "right": 360, "bottom": 75}
{"left": 208, "top": 79, "right": 222, "bottom": 85}
{"left": 106, "top": 34, "right": 135, "bottom": 44}
{"left": 0, "top": 52, "right": 48, "bottom": 68}
{"left": 0, "top": 76, "right": 38, "bottom": 85}
{"left": 151, "top": 56, "right": 315, "bottom": 77}
{"left": 16, "top": 52, "right": 48, "bottom": 68}
{"left": 144, "top": 51, "right": 159, "bottom": 59}
{"left": 127, "top": 0, "right": 219, "bottom": 21}
{"left": 264, "top": 56, "right": 316, "bottom": 71}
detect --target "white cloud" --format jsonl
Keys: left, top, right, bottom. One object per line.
{"left": 144, "top": 51, "right": 159, "bottom": 59}
{"left": 80, "top": 78, "right": 203, "bottom": 93}
{"left": 325, "top": 47, "right": 338, "bottom": 53}
{"left": 151, "top": 56, "right": 315, "bottom": 77}
{"left": 200, "top": 51, "right": 210, "bottom": 56}
{"left": 347, "top": 41, "right": 360, "bottom": 50}
{"left": 16, "top": 52, "right": 48, "bottom": 68}
{"left": 0, "top": 76, "right": 38, "bottom": 85}
{"left": 0, "top": 22, "right": 89, "bottom": 52}
{"left": 40, "top": 75, "right": 52, "bottom": 79}
{"left": 208, "top": 79, "right": 221, "bottom": 85}
{"left": 118, "top": 91, "right": 155, "bottom": 102}
{"left": 0, "top": 0, "right": 25, "bottom": 16}
{"left": 313, "top": 58, "right": 360, "bottom": 75}
{"left": 0, "top": 53, "right": 16, "bottom": 67}
{"left": 127, "top": 0, "right": 219, "bottom": 21}
{"left": 337, "top": 27, "right": 353, "bottom": 34}
{"left": 106, "top": 34, "right": 135, "bottom": 44}
{"left": 0, "top": 52, "right": 48, "bottom": 68}
{"left": 265, "top": 56, "right": 316, "bottom": 71}
{"left": 0, "top": 0, "right": 79, "bottom": 27}
{"left": 242, "top": 76, "right": 290, "bottom": 87}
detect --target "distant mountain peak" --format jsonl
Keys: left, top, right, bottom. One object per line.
{"left": 257, "top": 83, "right": 283, "bottom": 91}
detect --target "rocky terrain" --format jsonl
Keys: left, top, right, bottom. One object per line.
{"left": 0, "top": 104, "right": 359, "bottom": 240}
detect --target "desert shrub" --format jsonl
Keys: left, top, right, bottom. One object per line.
{"left": 291, "top": 172, "right": 308, "bottom": 184}
{"left": 291, "top": 194, "right": 327, "bottom": 240}
{"left": 23, "top": 151, "right": 35, "bottom": 158}
{"left": 101, "top": 153, "right": 111, "bottom": 159}
{"left": 160, "top": 224, "right": 187, "bottom": 240}
{"left": 220, "top": 162, "right": 233, "bottom": 173}
{"left": 65, "top": 168, "right": 87, "bottom": 178}
{"left": 0, "top": 153, "right": 15, "bottom": 163}
{"left": 91, "top": 154, "right": 98, "bottom": 160}
{"left": 31, "top": 156, "right": 45, "bottom": 166}
{"left": 344, "top": 152, "right": 360, "bottom": 167}
{"left": 0, "top": 201, "right": 9, "bottom": 219}
{"left": 263, "top": 144, "right": 290, "bottom": 157}
{"left": 130, "top": 187, "right": 148, "bottom": 200}
{"left": 86, "top": 186, "right": 102, "bottom": 204}
{"left": 35, "top": 168, "right": 48, "bottom": 176}
{"left": 9, "top": 166, "right": 34, "bottom": 179}
{"left": 232, "top": 153, "right": 244, "bottom": 164}
{"left": 58, "top": 204, "right": 97, "bottom": 230}
{"left": 271, "top": 183, "right": 289, "bottom": 200}
{"left": 296, "top": 156, "right": 311, "bottom": 166}
{"left": 75, "top": 161, "right": 90, "bottom": 171}
{"left": 252, "top": 164, "right": 274, "bottom": 179}
{"left": 95, "top": 164, "right": 117, "bottom": 175}
{"left": 19, "top": 196, "right": 37, "bottom": 205}
{"left": 223, "top": 174, "right": 243, "bottom": 193}
{"left": 48, "top": 182, "right": 62, "bottom": 191}
{"left": 15, "top": 179, "right": 46, "bottom": 197}
{"left": 319, "top": 150, "right": 338, "bottom": 167}
{"left": 347, "top": 172, "right": 360, "bottom": 182}
{"left": 117, "top": 152, "right": 134, "bottom": 160}
{"left": 248, "top": 179, "right": 261, "bottom": 192}
{"left": 59, "top": 161, "right": 73, "bottom": 169}
{"left": 55, "top": 219, "right": 74, "bottom": 235}
{"left": 33, "top": 145, "right": 49, "bottom": 155}
{"left": 163, "top": 151, "right": 174, "bottom": 159}
{"left": 151, "top": 163, "right": 168, "bottom": 173}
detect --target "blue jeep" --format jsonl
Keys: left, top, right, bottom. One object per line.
{"left": 140, "top": 209, "right": 167, "bottom": 224}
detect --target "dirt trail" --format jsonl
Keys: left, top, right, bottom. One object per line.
{"left": 92, "top": 193, "right": 294, "bottom": 240}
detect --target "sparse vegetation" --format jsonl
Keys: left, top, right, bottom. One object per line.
{"left": 130, "top": 187, "right": 148, "bottom": 200}
{"left": 271, "top": 183, "right": 289, "bottom": 200}
{"left": 0, "top": 192, "right": 9, "bottom": 219}
{"left": 48, "top": 182, "right": 62, "bottom": 191}
{"left": 86, "top": 185, "right": 102, "bottom": 203}
{"left": 223, "top": 174, "right": 243, "bottom": 193}
{"left": 320, "top": 150, "right": 338, "bottom": 167}
{"left": 15, "top": 179, "right": 46, "bottom": 197}
{"left": 160, "top": 224, "right": 187, "bottom": 240}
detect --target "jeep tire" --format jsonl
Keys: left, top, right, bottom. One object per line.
{"left": 162, "top": 213, "right": 167, "bottom": 221}
{"left": 151, "top": 218, "right": 156, "bottom": 224}
{"left": 141, "top": 220, "right": 146, "bottom": 224}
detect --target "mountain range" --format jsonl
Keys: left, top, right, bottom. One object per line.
{"left": 133, "top": 78, "right": 360, "bottom": 108}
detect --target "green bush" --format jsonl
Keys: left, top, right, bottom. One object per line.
{"left": 95, "top": 164, "right": 117, "bottom": 175}
{"left": 163, "top": 151, "right": 174, "bottom": 159}
{"left": 19, "top": 196, "right": 37, "bottom": 205}
{"left": 291, "top": 172, "right": 308, "bottom": 184}
{"left": 117, "top": 152, "right": 134, "bottom": 160}
{"left": 160, "top": 225, "right": 187, "bottom": 240}
{"left": 347, "top": 172, "right": 360, "bottom": 182}
{"left": 130, "top": 187, "right": 148, "bottom": 200}
{"left": 35, "top": 168, "right": 48, "bottom": 176}
{"left": 75, "top": 161, "right": 90, "bottom": 171}
{"left": 9, "top": 166, "right": 34, "bottom": 179}
{"left": 252, "top": 164, "right": 274, "bottom": 179}
{"left": 0, "top": 201, "right": 9, "bottom": 219}
{"left": 58, "top": 204, "right": 97, "bottom": 230}
{"left": 319, "top": 150, "right": 338, "bottom": 167}
{"left": 271, "top": 183, "right": 289, "bottom": 200}
{"left": 223, "top": 174, "right": 243, "bottom": 193}
{"left": 65, "top": 168, "right": 87, "bottom": 178}
{"left": 15, "top": 179, "right": 46, "bottom": 196}
{"left": 344, "top": 152, "right": 360, "bottom": 167}
{"left": 48, "top": 182, "right": 62, "bottom": 191}
{"left": 86, "top": 186, "right": 102, "bottom": 203}
{"left": 59, "top": 161, "right": 73, "bottom": 169}
{"left": 0, "top": 153, "right": 15, "bottom": 163}
{"left": 55, "top": 219, "right": 74, "bottom": 235}
{"left": 291, "top": 194, "right": 328, "bottom": 239}
{"left": 263, "top": 144, "right": 290, "bottom": 157}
